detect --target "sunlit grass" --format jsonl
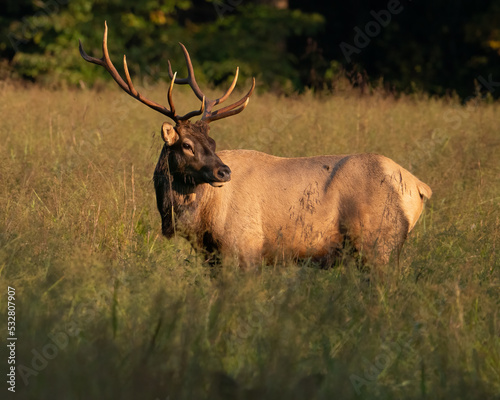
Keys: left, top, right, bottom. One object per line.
{"left": 0, "top": 80, "right": 498, "bottom": 399}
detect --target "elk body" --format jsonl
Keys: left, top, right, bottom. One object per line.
{"left": 80, "top": 23, "right": 432, "bottom": 267}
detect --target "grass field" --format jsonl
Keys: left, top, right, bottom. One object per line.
{"left": 1, "top": 79, "right": 499, "bottom": 399}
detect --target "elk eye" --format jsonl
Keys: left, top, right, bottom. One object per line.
{"left": 182, "top": 142, "right": 193, "bottom": 152}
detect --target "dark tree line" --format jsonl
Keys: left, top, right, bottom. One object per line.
{"left": 1, "top": 0, "right": 499, "bottom": 97}
{"left": 291, "top": 0, "right": 500, "bottom": 98}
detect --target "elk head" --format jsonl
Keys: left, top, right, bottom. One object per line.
{"left": 78, "top": 22, "right": 255, "bottom": 187}
{"left": 160, "top": 120, "right": 231, "bottom": 187}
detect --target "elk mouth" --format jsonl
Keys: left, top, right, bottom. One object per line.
{"left": 207, "top": 173, "right": 231, "bottom": 188}
{"left": 209, "top": 181, "right": 227, "bottom": 188}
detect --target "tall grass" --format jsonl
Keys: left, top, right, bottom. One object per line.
{"left": 0, "top": 80, "right": 499, "bottom": 399}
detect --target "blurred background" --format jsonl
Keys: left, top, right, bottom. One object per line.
{"left": 1, "top": 0, "right": 500, "bottom": 98}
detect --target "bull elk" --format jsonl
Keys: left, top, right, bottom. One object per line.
{"left": 79, "top": 23, "right": 432, "bottom": 267}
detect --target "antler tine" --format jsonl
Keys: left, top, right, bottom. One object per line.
{"left": 167, "top": 43, "right": 212, "bottom": 121}
{"left": 101, "top": 22, "right": 130, "bottom": 91}
{"left": 79, "top": 22, "right": 124, "bottom": 90}
{"left": 123, "top": 55, "right": 138, "bottom": 97}
{"left": 207, "top": 67, "right": 239, "bottom": 110}
{"left": 167, "top": 71, "right": 177, "bottom": 116}
{"left": 202, "top": 78, "right": 256, "bottom": 123}
{"left": 79, "top": 21, "right": 178, "bottom": 122}
{"left": 168, "top": 43, "right": 205, "bottom": 101}
{"left": 204, "top": 98, "right": 250, "bottom": 123}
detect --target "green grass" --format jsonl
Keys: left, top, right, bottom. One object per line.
{"left": 0, "top": 80, "right": 499, "bottom": 399}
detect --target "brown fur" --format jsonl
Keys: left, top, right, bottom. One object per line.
{"left": 154, "top": 124, "right": 432, "bottom": 267}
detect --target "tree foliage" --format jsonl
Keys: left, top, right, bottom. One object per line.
{"left": 0, "top": 0, "right": 323, "bottom": 91}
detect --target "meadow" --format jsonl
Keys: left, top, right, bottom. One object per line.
{"left": 0, "top": 79, "right": 499, "bottom": 399}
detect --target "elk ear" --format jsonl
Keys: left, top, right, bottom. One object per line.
{"left": 161, "top": 122, "right": 179, "bottom": 146}
{"left": 208, "top": 137, "right": 216, "bottom": 152}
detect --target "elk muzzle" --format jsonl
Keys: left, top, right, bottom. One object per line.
{"left": 208, "top": 163, "right": 231, "bottom": 187}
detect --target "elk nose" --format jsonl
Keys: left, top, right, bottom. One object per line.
{"left": 216, "top": 165, "right": 231, "bottom": 181}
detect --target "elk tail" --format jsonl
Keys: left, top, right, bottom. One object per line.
{"left": 417, "top": 181, "right": 432, "bottom": 200}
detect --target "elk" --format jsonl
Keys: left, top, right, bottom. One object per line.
{"left": 79, "top": 23, "right": 432, "bottom": 267}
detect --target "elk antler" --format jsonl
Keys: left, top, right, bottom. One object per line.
{"left": 168, "top": 43, "right": 255, "bottom": 123}
{"left": 78, "top": 21, "right": 205, "bottom": 123}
